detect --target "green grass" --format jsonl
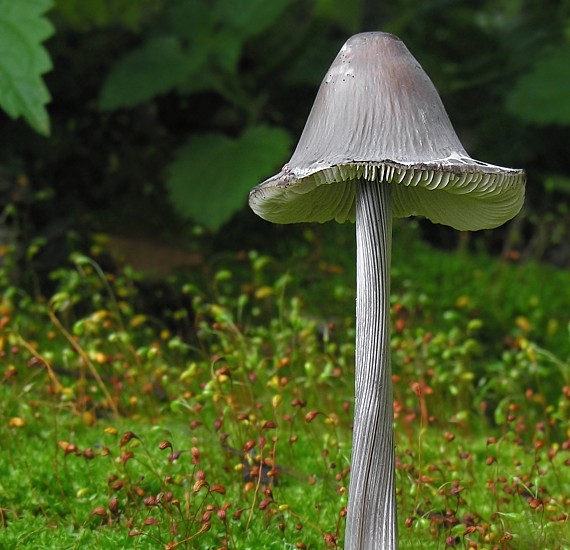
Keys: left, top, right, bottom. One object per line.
{"left": 0, "top": 223, "right": 569, "bottom": 549}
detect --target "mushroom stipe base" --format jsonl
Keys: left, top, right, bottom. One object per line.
{"left": 347, "top": 180, "right": 397, "bottom": 548}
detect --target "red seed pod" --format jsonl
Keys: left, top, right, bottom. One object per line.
{"left": 445, "top": 535, "right": 458, "bottom": 547}
{"left": 258, "top": 498, "right": 271, "bottom": 510}
{"left": 144, "top": 496, "right": 157, "bottom": 507}
{"left": 443, "top": 432, "right": 455, "bottom": 442}
{"left": 90, "top": 506, "right": 107, "bottom": 517}
{"left": 193, "top": 480, "right": 208, "bottom": 493}
{"left": 323, "top": 533, "right": 338, "bottom": 547}
{"left": 191, "top": 447, "right": 200, "bottom": 464}
{"left": 169, "top": 451, "right": 182, "bottom": 462}
{"left": 305, "top": 411, "right": 320, "bottom": 423}
{"left": 65, "top": 444, "right": 78, "bottom": 456}
{"left": 121, "top": 451, "right": 134, "bottom": 465}
{"left": 201, "top": 510, "right": 212, "bottom": 523}
{"left": 450, "top": 484, "right": 464, "bottom": 497}
{"left": 529, "top": 498, "right": 542, "bottom": 509}
{"left": 548, "top": 447, "right": 558, "bottom": 460}
{"left": 197, "top": 522, "right": 211, "bottom": 534}
{"left": 485, "top": 456, "right": 497, "bottom": 465}
{"left": 210, "top": 484, "right": 226, "bottom": 494}
{"left": 158, "top": 440, "right": 172, "bottom": 450}
{"left": 217, "top": 509, "right": 227, "bottom": 521}
{"left": 111, "top": 480, "right": 126, "bottom": 491}
{"left": 143, "top": 517, "right": 158, "bottom": 526}
{"left": 243, "top": 440, "right": 256, "bottom": 453}
{"left": 405, "top": 516, "right": 415, "bottom": 528}
{"left": 83, "top": 448, "right": 95, "bottom": 459}
{"left": 216, "top": 365, "right": 231, "bottom": 377}
{"left": 120, "top": 431, "right": 138, "bottom": 447}
{"left": 189, "top": 420, "right": 202, "bottom": 429}
{"left": 195, "top": 470, "right": 206, "bottom": 481}
{"left": 108, "top": 497, "right": 119, "bottom": 514}
{"left": 262, "top": 421, "right": 277, "bottom": 430}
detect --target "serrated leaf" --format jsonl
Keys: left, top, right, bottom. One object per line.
{"left": 99, "top": 35, "right": 202, "bottom": 110}
{"left": 507, "top": 43, "right": 570, "bottom": 126}
{"left": 167, "top": 126, "right": 291, "bottom": 231}
{"left": 0, "top": 0, "right": 54, "bottom": 135}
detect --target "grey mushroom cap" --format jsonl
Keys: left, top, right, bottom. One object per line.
{"left": 249, "top": 32, "right": 525, "bottom": 231}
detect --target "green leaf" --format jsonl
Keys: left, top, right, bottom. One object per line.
{"left": 0, "top": 0, "right": 54, "bottom": 135}
{"left": 215, "top": 0, "right": 294, "bottom": 39}
{"left": 99, "top": 35, "right": 202, "bottom": 110}
{"left": 507, "top": 43, "right": 570, "bottom": 126}
{"left": 167, "top": 126, "right": 292, "bottom": 231}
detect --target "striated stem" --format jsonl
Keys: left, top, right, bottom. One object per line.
{"left": 345, "top": 180, "right": 397, "bottom": 549}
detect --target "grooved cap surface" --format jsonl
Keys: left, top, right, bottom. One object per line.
{"left": 249, "top": 32, "right": 525, "bottom": 231}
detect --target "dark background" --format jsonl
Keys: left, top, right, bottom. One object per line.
{"left": 1, "top": 0, "right": 569, "bottom": 282}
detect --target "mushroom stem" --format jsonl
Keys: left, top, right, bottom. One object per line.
{"left": 346, "top": 180, "right": 396, "bottom": 549}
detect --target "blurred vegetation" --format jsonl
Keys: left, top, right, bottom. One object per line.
{"left": 0, "top": 0, "right": 569, "bottom": 266}
{"left": 0, "top": 231, "right": 568, "bottom": 548}
{"left": 1, "top": 3, "right": 569, "bottom": 547}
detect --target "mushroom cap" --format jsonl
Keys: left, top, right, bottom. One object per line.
{"left": 249, "top": 32, "right": 525, "bottom": 231}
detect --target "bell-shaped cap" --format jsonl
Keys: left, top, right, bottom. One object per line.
{"left": 249, "top": 32, "right": 525, "bottom": 231}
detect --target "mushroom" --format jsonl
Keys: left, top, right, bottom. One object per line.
{"left": 249, "top": 32, "right": 525, "bottom": 549}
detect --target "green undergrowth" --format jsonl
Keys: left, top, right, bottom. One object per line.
{"left": 0, "top": 225, "right": 569, "bottom": 549}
